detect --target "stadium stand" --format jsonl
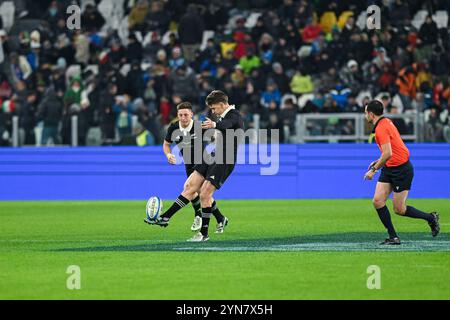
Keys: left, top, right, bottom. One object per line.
{"left": 0, "top": 0, "right": 449, "bottom": 146}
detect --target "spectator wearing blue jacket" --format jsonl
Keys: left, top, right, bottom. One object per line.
{"left": 261, "top": 80, "right": 281, "bottom": 111}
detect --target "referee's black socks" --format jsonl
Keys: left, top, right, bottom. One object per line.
{"left": 201, "top": 207, "right": 212, "bottom": 237}
{"left": 161, "top": 195, "right": 190, "bottom": 219}
{"left": 404, "top": 206, "right": 434, "bottom": 222}
{"left": 376, "top": 206, "right": 398, "bottom": 239}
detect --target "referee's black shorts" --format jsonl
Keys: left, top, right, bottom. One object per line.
{"left": 194, "top": 163, "right": 235, "bottom": 190}
{"left": 378, "top": 160, "right": 414, "bottom": 193}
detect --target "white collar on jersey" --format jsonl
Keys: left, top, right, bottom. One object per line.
{"left": 219, "top": 105, "right": 235, "bottom": 119}
{"left": 179, "top": 119, "right": 194, "bottom": 134}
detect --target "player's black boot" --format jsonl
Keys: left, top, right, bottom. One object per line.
{"left": 144, "top": 217, "right": 169, "bottom": 228}
{"left": 379, "top": 237, "right": 401, "bottom": 245}
{"left": 428, "top": 212, "right": 440, "bottom": 237}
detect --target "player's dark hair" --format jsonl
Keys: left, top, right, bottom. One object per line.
{"left": 176, "top": 102, "right": 193, "bottom": 111}
{"left": 206, "top": 90, "right": 228, "bottom": 106}
{"left": 366, "top": 100, "right": 384, "bottom": 116}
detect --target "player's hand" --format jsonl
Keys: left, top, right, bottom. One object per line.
{"left": 166, "top": 153, "right": 176, "bottom": 165}
{"left": 364, "top": 170, "right": 375, "bottom": 180}
{"left": 201, "top": 118, "right": 215, "bottom": 129}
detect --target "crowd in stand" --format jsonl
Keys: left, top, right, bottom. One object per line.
{"left": 0, "top": 0, "right": 449, "bottom": 146}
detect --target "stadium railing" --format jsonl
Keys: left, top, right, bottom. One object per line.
{"left": 292, "top": 113, "right": 422, "bottom": 143}
{"left": 7, "top": 112, "right": 426, "bottom": 147}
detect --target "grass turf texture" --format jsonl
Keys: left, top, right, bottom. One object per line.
{"left": 0, "top": 199, "right": 449, "bottom": 300}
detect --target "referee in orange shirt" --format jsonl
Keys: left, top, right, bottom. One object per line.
{"left": 363, "top": 100, "right": 440, "bottom": 245}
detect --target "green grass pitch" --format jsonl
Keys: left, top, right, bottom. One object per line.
{"left": 0, "top": 199, "right": 449, "bottom": 300}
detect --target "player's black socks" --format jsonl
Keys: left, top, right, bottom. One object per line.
{"left": 192, "top": 196, "right": 202, "bottom": 217}
{"left": 161, "top": 195, "right": 189, "bottom": 219}
{"left": 376, "top": 206, "right": 398, "bottom": 239}
{"left": 211, "top": 200, "right": 224, "bottom": 223}
{"left": 201, "top": 207, "right": 212, "bottom": 237}
{"left": 404, "top": 206, "right": 434, "bottom": 223}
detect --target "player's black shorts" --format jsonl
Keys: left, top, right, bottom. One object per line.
{"left": 185, "top": 164, "right": 196, "bottom": 177}
{"left": 378, "top": 160, "right": 414, "bottom": 193}
{"left": 194, "top": 163, "right": 235, "bottom": 190}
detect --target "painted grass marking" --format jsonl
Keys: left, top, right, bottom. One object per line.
{"left": 173, "top": 240, "right": 450, "bottom": 252}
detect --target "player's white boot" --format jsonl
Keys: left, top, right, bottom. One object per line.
{"left": 187, "top": 232, "right": 209, "bottom": 242}
{"left": 191, "top": 216, "right": 202, "bottom": 232}
{"left": 215, "top": 217, "right": 229, "bottom": 234}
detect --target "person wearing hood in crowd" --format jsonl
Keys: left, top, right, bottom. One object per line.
{"left": 178, "top": 4, "right": 205, "bottom": 63}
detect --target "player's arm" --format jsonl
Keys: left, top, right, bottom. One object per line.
{"left": 202, "top": 114, "right": 238, "bottom": 130}
{"left": 163, "top": 140, "right": 176, "bottom": 164}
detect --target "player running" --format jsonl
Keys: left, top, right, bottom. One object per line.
{"left": 363, "top": 100, "right": 440, "bottom": 245}
{"left": 144, "top": 101, "right": 226, "bottom": 232}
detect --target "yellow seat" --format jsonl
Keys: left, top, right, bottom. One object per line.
{"left": 220, "top": 42, "right": 236, "bottom": 57}
{"left": 320, "top": 11, "right": 337, "bottom": 33}
{"left": 337, "top": 11, "right": 354, "bottom": 30}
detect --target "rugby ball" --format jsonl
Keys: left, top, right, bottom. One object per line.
{"left": 146, "top": 196, "right": 163, "bottom": 221}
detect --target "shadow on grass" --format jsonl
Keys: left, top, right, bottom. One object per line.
{"left": 53, "top": 232, "right": 450, "bottom": 252}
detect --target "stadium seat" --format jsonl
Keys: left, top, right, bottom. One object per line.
{"left": 411, "top": 9, "right": 428, "bottom": 29}
{"left": 440, "top": 108, "right": 449, "bottom": 124}
{"left": 280, "top": 94, "right": 298, "bottom": 110}
{"left": 403, "top": 109, "right": 416, "bottom": 125}
{"left": 392, "top": 94, "right": 405, "bottom": 113}
{"left": 162, "top": 30, "right": 177, "bottom": 46}
{"left": 245, "top": 12, "right": 262, "bottom": 29}
{"left": 200, "top": 30, "right": 215, "bottom": 50}
{"left": 423, "top": 109, "right": 431, "bottom": 122}
{"left": 433, "top": 10, "right": 448, "bottom": 28}
{"left": 297, "top": 45, "right": 312, "bottom": 58}
{"left": 65, "top": 65, "right": 82, "bottom": 85}
{"left": 356, "top": 90, "right": 372, "bottom": 107}
{"left": 320, "top": 11, "right": 337, "bottom": 33}
{"left": 98, "top": 0, "right": 125, "bottom": 30}
{"left": 297, "top": 93, "right": 315, "bottom": 109}
{"left": 0, "top": 1, "right": 15, "bottom": 31}
{"left": 220, "top": 42, "right": 236, "bottom": 57}
{"left": 84, "top": 64, "right": 99, "bottom": 76}
{"left": 141, "top": 31, "right": 156, "bottom": 47}
{"left": 443, "top": 125, "right": 450, "bottom": 142}
{"left": 356, "top": 10, "right": 367, "bottom": 30}
{"left": 118, "top": 15, "right": 130, "bottom": 44}
{"left": 337, "top": 11, "right": 354, "bottom": 30}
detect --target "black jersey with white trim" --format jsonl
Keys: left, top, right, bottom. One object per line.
{"left": 165, "top": 120, "right": 208, "bottom": 165}
{"left": 214, "top": 108, "right": 244, "bottom": 164}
